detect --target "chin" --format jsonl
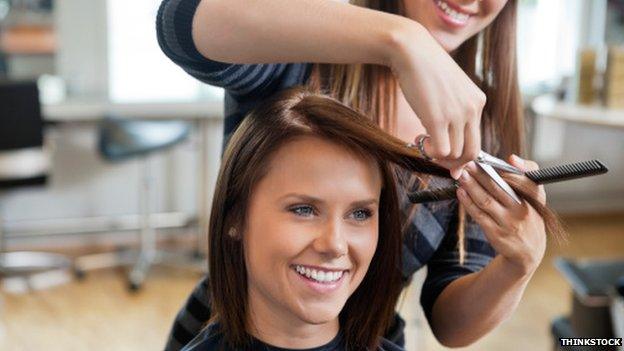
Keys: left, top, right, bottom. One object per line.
{"left": 295, "top": 303, "right": 343, "bottom": 325}
{"left": 429, "top": 30, "right": 465, "bottom": 52}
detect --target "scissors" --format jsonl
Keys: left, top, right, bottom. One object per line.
{"left": 407, "top": 148, "right": 524, "bottom": 204}
{"left": 475, "top": 150, "right": 523, "bottom": 204}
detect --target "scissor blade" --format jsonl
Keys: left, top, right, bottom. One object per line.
{"left": 477, "top": 151, "right": 524, "bottom": 175}
{"left": 476, "top": 162, "right": 522, "bottom": 204}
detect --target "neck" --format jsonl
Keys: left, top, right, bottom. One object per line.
{"left": 246, "top": 287, "right": 340, "bottom": 349}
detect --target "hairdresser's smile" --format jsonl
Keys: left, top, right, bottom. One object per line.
{"left": 432, "top": 0, "right": 475, "bottom": 28}
{"left": 405, "top": 0, "right": 508, "bottom": 52}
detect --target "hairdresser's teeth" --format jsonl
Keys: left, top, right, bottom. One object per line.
{"left": 435, "top": 0, "right": 470, "bottom": 22}
{"left": 317, "top": 271, "right": 326, "bottom": 281}
{"left": 294, "top": 265, "right": 344, "bottom": 283}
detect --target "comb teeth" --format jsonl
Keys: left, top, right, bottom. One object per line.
{"left": 525, "top": 160, "right": 608, "bottom": 184}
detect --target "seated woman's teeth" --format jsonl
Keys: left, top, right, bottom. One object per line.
{"left": 294, "top": 265, "right": 344, "bottom": 283}
{"left": 435, "top": 0, "right": 470, "bottom": 22}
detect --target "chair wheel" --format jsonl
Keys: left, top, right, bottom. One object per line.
{"left": 74, "top": 267, "right": 86, "bottom": 280}
{"left": 128, "top": 280, "right": 142, "bottom": 292}
{"left": 192, "top": 250, "right": 204, "bottom": 260}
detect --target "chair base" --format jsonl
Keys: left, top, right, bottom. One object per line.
{"left": 0, "top": 251, "right": 72, "bottom": 277}
{"left": 74, "top": 248, "right": 206, "bottom": 291}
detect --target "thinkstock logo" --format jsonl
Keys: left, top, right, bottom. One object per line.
{"left": 559, "top": 338, "right": 623, "bottom": 347}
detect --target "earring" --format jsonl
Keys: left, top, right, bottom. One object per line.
{"left": 227, "top": 227, "right": 238, "bottom": 238}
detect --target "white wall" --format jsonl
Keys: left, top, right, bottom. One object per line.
{"left": 0, "top": 121, "right": 225, "bottom": 245}
{"left": 532, "top": 118, "right": 624, "bottom": 213}
{"left": 55, "top": 0, "right": 109, "bottom": 97}
{"left": 3, "top": 124, "right": 200, "bottom": 220}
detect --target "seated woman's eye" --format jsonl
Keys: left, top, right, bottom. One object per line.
{"left": 350, "top": 208, "right": 373, "bottom": 221}
{"left": 289, "top": 205, "right": 315, "bottom": 217}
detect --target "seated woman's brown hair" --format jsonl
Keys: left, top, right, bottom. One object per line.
{"left": 207, "top": 87, "right": 563, "bottom": 350}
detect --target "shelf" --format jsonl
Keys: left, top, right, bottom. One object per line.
{"left": 0, "top": 25, "right": 55, "bottom": 55}
{"left": 531, "top": 94, "right": 624, "bottom": 129}
{"left": 42, "top": 98, "right": 224, "bottom": 122}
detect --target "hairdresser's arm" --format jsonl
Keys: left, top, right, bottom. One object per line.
{"left": 193, "top": 0, "right": 400, "bottom": 66}
{"left": 428, "top": 156, "right": 547, "bottom": 347}
{"left": 428, "top": 254, "right": 534, "bottom": 347}
{"left": 193, "top": 0, "right": 484, "bottom": 172}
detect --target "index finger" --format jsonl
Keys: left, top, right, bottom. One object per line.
{"left": 426, "top": 125, "right": 451, "bottom": 160}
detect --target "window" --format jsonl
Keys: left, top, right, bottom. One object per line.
{"left": 107, "top": 0, "right": 222, "bottom": 103}
{"left": 517, "top": 0, "right": 583, "bottom": 89}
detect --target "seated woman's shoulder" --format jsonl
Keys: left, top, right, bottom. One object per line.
{"left": 378, "top": 338, "right": 405, "bottom": 351}
{"left": 180, "top": 323, "right": 223, "bottom": 351}
{"left": 181, "top": 326, "right": 404, "bottom": 351}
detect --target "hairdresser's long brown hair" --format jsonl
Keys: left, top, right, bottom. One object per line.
{"left": 306, "top": 0, "right": 524, "bottom": 261}
{"left": 308, "top": 0, "right": 523, "bottom": 157}
{"left": 208, "top": 88, "right": 563, "bottom": 350}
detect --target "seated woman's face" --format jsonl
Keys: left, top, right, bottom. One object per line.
{"left": 243, "top": 135, "right": 382, "bottom": 327}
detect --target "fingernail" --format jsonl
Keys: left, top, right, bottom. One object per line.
{"left": 459, "top": 170, "right": 469, "bottom": 182}
{"left": 451, "top": 169, "right": 461, "bottom": 180}
{"left": 512, "top": 154, "right": 525, "bottom": 166}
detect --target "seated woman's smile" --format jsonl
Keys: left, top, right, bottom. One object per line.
{"left": 244, "top": 135, "right": 381, "bottom": 346}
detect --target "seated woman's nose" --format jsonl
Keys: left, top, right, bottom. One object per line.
{"left": 312, "top": 222, "right": 348, "bottom": 257}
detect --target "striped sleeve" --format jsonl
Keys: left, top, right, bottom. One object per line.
{"left": 418, "top": 201, "right": 497, "bottom": 323}
{"left": 164, "top": 276, "right": 211, "bottom": 351}
{"left": 156, "top": 0, "right": 292, "bottom": 98}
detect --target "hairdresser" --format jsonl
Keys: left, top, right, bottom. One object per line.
{"left": 157, "top": 0, "right": 548, "bottom": 349}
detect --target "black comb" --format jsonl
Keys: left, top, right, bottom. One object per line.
{"left": 524, "top": 159, "right": 608, "bottom": 184}
{"left": 408, "top": 159, "right": 608, "bottom": 203}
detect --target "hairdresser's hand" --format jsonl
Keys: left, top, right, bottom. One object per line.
{"left": 455, "top": 156, "right": 547, "bottom": 278}
{"left": 390, "top": 23, "right": 485, "bottom": 179}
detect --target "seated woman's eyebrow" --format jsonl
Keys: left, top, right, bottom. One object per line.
{"left": 278, "top": 193, "right": 324, "bottom": 204}
{"left": 278, "top": 193, "right": 378, "bottom": 207}
{"left": 350, "top": 199, "right": 379, "bottom": 208}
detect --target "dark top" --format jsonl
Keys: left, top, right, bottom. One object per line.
{"left": 182, "top": 324, "right": 404, "bottom": 351}
{"left": 156, "top": 1, "right": 497, "bottom": 350}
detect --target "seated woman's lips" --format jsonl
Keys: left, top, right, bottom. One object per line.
{"left": 291, "top": 264, "right": 349, "bottom": 294}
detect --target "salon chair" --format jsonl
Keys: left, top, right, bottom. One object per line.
{"left": 74, "top": 116, "right": 196, "bottom": 291}
{"left": 0, "top": 80, "right": 72, "bottom": 279}
{"left": 550, "top": 258, "right": 624, "bottom": 351}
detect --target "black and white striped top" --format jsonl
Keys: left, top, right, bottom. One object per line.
{"left": 156, "top": 1, "right": 496, "bottom": 350}
{"left": 181, "top": 323, "right": 404, "bottom": 351}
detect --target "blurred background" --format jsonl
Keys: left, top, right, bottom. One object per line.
{"left": 0, "top": 0, "right": 622, "bottom": 350}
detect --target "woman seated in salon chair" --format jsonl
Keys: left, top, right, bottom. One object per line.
{"left": 182, "top": 88, "right": 562, "bottom": 351}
